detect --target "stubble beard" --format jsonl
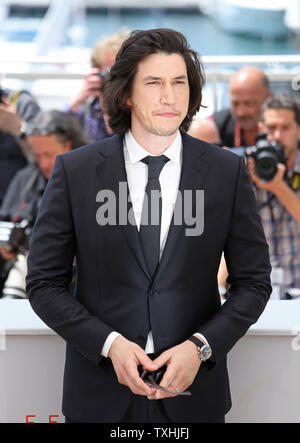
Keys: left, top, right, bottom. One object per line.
{"left": 237, "top": 116, "right": 259, "bottom": 131}
{"left": 146, "top": 118, "right": 183, "bottom": 137}
{"left": 148, "top": 126, "right": 179, "bottom": 137}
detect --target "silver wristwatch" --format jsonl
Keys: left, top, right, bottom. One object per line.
{"left": 188, "top": 336, "right": 212, "bottom": 361}
{"left": 197, "top": 343, "right": 212, "bottom": 361}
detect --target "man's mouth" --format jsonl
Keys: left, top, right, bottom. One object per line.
{"left": 156, "top": 112, "right": 179, "bottom": 118}
{"left": 237, "top": 116, "right": 250, "bottom": 123}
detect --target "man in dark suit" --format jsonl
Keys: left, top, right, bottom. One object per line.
{"left": 26, "top": 29, "right": 271, "bottom": 423}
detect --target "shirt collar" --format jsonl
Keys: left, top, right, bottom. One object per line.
{"left": 124, "top": 130, "right": 182, "bottom": 165}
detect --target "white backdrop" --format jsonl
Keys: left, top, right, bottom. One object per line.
{"left": 0, "top": 300, "right": 300, "bottom": 423}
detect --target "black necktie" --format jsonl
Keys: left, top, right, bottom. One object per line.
{"left": 140, "top": 155, "right": 170, "bottom": 279}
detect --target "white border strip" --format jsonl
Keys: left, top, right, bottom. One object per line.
{"left": 0, "top": 328, "right": 6, "bottom": 351}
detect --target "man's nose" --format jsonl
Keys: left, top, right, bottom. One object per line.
{"left": 160, "top": 83, "right": 176, "bottom": 105}
{"left": 234, "top": 104, "right": 247, "bottom": 117}
{"left": 268, "top": 129, "right": 281, "bottom": 143}
{"left": 39, "top": 158, "right": 51, "bottom": 176}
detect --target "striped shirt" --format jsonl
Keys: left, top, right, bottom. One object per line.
{"left": 255, "top": 151, "right": 300, "bottom": 289}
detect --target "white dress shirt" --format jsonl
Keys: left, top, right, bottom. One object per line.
{"left": 101, "top": 130, "right": 209, "bottom": 357}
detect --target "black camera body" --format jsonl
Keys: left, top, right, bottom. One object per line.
{"left": 0, "top": 220, "right": 32, "bottom": 253}
{"left": 245, "top": 137, "right": 286, "bottom": 181}
{"left": 230, "top": 136, "right": 287, "bottom": 182}
{"left": 97, "top": 68, "right": 111, "bottom": 82}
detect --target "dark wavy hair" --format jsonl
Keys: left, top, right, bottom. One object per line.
{"left": 102, "top": 28, "right": 205, "bottom": 135}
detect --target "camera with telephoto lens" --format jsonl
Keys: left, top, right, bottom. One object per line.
{"left": 231, "top": 135, "right": 287, "bottom": 182}
{"left": 0, "top": 219, "right": 33, "bottom": 299}
{"left": 97, "top": 68, "right": 111, "bottom": 82}
{"left": 245, "top": 135, "right": 287, "bottom": 181}
{"left": 0, "top": 219, "right": 32, "bottom": 253}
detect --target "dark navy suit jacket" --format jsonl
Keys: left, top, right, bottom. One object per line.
{"left": 26, "top": 131, "right": 271, "bottom": 422}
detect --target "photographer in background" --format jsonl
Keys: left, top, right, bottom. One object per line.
{"left": 0, "top": 110, "right": 90, "bottom": 298}
{"left": 219, "top": 94, "right": 300, "bottom": 292}
{"left": 64, "top": 29, "right": 128, "bottom": 142}
{"left": 0, "top": 87, "right": 40, "bottom": 206}
{"left": 189, "top": 66, "right": 271, "bottom": 147}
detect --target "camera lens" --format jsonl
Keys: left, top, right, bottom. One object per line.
{"left": 255, "top": 151, "right": 277, "bottom": 181}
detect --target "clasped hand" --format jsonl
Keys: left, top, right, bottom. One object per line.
{"left": 247, "top": 157, "right": 286, "bottom": 195}
{"left": 108, "top": 336, "right": 200, "bottom": 400}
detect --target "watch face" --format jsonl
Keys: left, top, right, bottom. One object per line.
{"left": 200, "top": 345, "right": 212, "bottom": 361}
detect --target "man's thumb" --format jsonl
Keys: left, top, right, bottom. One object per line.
{"left": 151, "top": 352, "right": 169, "bottom": 370}
{"left": 140, "top": 353, "right": 158, "bottom": 371}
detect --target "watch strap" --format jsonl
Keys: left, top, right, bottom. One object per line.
{"left": 188, "top": 335, "right": 213, "bottom": 363}
{"left": 188, "top": 337, "right": 215, "bottom": 371}
{"left": 188, "top": 335, "right": 206, "bottom": 362}
{"left": 188, "top": 335, "right": 205, "bottom": 350}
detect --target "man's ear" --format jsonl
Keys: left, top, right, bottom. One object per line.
{"left": 126, "top": 97, "right": 132, "bottom": 107}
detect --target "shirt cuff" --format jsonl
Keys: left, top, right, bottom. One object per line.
{"left": 101, "top": 331, "right": 121, "bottom": 358}
{"left": 193, "top": 333, "right": 210, "bottom": 348}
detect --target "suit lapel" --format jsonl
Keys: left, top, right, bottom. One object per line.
{"left": 95, "top": 136, "right": 151, "bottom": 280}
{"left": 95, "top": 133, "right": 210, "bottom": 284}
{"left": 154, "top": 133, "right": 210, "bottom": 283}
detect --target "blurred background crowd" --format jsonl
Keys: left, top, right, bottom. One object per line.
{"left": 0, "top": 0, "right": 300, "bottom": 300}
